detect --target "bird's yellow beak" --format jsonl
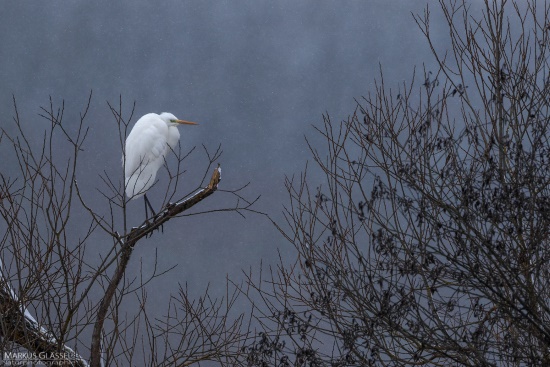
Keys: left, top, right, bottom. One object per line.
{"left": 175, "top": 119, "right": 198, "bottom": 125}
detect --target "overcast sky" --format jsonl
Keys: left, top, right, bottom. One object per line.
{"left": 0, "top": 1, "right": 452, "bottom": 306}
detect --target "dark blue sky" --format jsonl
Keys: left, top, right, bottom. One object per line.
{"left": 0, "top": 1, "right": 450, "bottom": 302}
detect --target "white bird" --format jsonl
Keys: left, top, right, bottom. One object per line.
{"left": 124, "top": 112, "right": 197, "bottom": 217}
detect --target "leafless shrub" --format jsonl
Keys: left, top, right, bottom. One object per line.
{"left": 0, "top": 93, "right": 257, "bottom": 366}
{"left": 242, "top": 1, "right": 550, "bottom": 366}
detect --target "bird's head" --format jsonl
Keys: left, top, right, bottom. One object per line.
{"left": 159, "top": 112, "right": 198, "bottom": 126}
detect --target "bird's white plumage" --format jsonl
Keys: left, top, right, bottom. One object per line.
{"left": 124, "top": 112, "right": 188, "bottom": 199}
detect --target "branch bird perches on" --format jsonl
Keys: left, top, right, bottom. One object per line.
{"left": 89, "top": 164, "right": 222, "bottom": 367}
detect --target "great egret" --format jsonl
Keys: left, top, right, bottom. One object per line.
{"left": 124, "top": 112, "right": 197, "bottom": 217}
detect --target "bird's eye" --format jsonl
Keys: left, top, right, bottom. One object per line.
{"left": 170, "top": 119, "right": 176, "bottom": 123}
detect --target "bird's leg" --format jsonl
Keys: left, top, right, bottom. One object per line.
{"left": 144, "top": 194, "right": 156, "bottom": 219}
{"left": 143, "top": 194, "right": 164, "bottom": 233}
{"left": 143, "top": 195, "right": 155, "bottom": 238}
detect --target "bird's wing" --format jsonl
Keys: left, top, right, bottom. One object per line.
{"left": 124, "top": 115, "right": 171, "bottom": 198}
{"left": 124, "top": 116, "right": 169, "bottom": 178}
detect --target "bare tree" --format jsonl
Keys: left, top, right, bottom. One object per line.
{"left": 0, "top": 94, "right": 256, "bottom": 366}
{"left": 241, "top": 1, "right": 550, "bottom": 366}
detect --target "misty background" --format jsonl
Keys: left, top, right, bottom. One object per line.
{"left": 0, "top": 2, "right": 452, "bottom": 309}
